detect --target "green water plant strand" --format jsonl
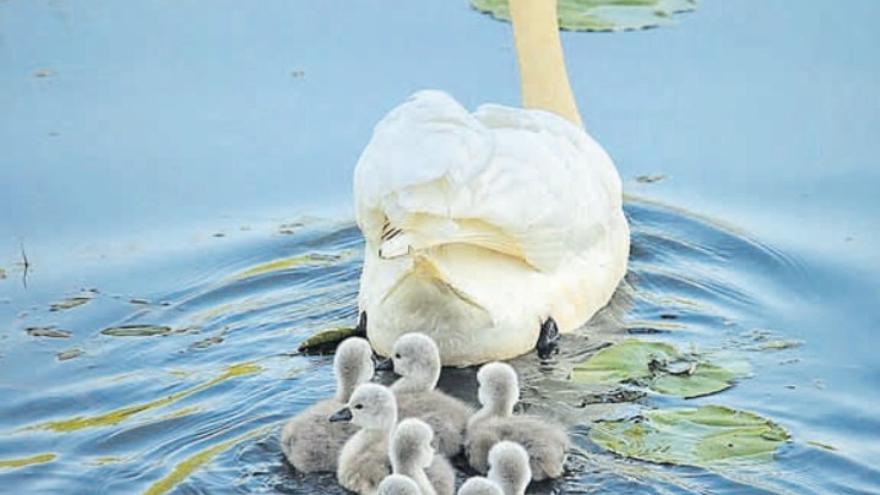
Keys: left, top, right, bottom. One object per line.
{"left": 0, "top": 453, "right": 56, "bottom": 469}
{"left": 33, "top": 363, "right": 260, "bottom": 432}
{"left": 143, "top": 426, "right": 269, "bottom": 495}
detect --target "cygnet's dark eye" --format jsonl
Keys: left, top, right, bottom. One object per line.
{"left": 354, "top": 404, "right": 364, "bottom": 410}
{"left": 395, "top": 353, "right": 401, "bottom": 359}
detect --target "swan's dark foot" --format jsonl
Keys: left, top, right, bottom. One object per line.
{"left": 536, "top": 317, "right": 560, "bottom": 359}
{"left": 354, "top": 311, "right": 367, "bottom": 338}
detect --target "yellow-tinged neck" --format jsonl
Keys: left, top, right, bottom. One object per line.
{"left": 508, "top": 0, "right": 583, "bottom": 127}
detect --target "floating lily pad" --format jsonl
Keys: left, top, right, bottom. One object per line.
{"left": 101, "top": 325, "right": 172, "bottom": 337}
{"left": 590, "top": 405, "right": 790, "bottom": 467}
{"left": 50, "top": 296, "right": 92, "bottom": 312}
{"left": 571, "top": 339, "right": 744, "bottom": 399}
{"left": 26, "top": 327, "right": 72, "bottom": 338}
{"left": 298, "top": 326, "right": 362, "bottom": 355}
{"left": 471, "top": 0, "right": 698, "bottom": 32}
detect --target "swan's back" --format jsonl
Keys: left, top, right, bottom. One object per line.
{"left": 355, "top": 90, "right": 623, "bottom": 273}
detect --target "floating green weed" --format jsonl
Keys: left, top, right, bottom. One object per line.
{"left": 0, "top": 453, "right": 56, "bottom": 469}
{"left": 101, "top": 325, "right": 172, "bottom": 337}
{"left": 50, "top": 296, "right": 92, "bottom": 312}
{"left": 142, "top": 426, "right": 269, "bottom": 495}
{"left": 233, "top": 252, "right": 347, "bottom": 280}
{"left": 298, "top": 326, "right": 361, "bottom": 354}
{"left": 34, "top": 363, "right": 260, "bottom": 432}
{"left": 471, "top": 0, "right": 698, "bottom": 32}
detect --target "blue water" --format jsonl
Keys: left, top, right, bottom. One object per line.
{"left": 1, "top": 0, "right": 879, "bottom": 494}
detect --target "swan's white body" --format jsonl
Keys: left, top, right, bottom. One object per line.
{"left": 355, "top": 91, "right": 629, "bottom": 366}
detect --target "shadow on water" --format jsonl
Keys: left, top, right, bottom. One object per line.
{"left": 0, "top": 199, "right": 876, "bottom": 494}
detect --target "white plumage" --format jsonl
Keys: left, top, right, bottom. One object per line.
{"left": 356, "top": 90, "right": 629, "bottom": 366}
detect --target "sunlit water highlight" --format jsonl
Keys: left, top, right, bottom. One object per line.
{"left": 2, "top": 199, "right": 876, "bottom": 494}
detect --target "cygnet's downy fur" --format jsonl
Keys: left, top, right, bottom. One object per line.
{"left": 390, "top": 418, "right": 455, "bottom": 495}
{"left": 280, "top": 337, "right": 374, "bottom": 472}
{"left": 458, "top": 476, "right": 504, "bottom": 495}
{"left": 332, "top": 383, "right": 397, "bottom": 495}
{"left": 487, "top": 441, "right": 531, "bottom": 495}
{"left": 377, "top": 474, "right": 421, "bottom": 495}
{"left": 384, "top": 333, "right": 472, "bottom": 457}
{"left": 466, "top": 362, "right": 568, "bottom": 480}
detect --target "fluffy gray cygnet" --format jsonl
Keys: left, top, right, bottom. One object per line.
{"left": 332, "top": 383, "right": 398, "bottom": 495}
{"left": 487, "top": 441, "right": 531, "bottom": 495}
{"left": 466, "top": 362, "right": 568, "bottom": 480}
{"left": 390, "top": 418, "right": 455, "bottom": 495}
{"left": 280, "top": 337, "right": 374, "bottom": 472}
{"left": 457, "top": 476, "right": 503, "bottom": 495}
{"left": 377, "top": 474, "right": 421, "bottom": 495}
{"left": 381, "top": 333, "right": 472, "bottom": 457}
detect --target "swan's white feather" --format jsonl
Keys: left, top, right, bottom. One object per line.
{"left": 355, "top": 90, "right": 629, "bottom": 365}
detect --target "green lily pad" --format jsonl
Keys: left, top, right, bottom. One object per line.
{"left": 572, "top": 339, "right": 744, "bottom": 399}
{"left": 590, "top": 405, "right": 790, "bottom": 466}
{"left": 297, "top": 326, "right": 362, "bottom": 355}
{"left": 471, "top": 0, "right": 698, "bottom": 32}
{"left": 101, "top": 325, "right": 172, "bottom": 337}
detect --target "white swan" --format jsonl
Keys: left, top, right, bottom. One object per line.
{"left": 354, "top": 0, "right": 629, "bottom": 366}
{"left": 280, "top": 337, "right": 373, "bottom": 472}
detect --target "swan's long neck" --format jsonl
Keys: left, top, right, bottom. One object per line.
{"left": 509, "top": 0, "right": 583, "bottom": 127}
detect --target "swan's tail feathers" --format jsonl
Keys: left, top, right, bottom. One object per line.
{"left": 378, "top": 214, "right": 575, "bottom": 272}
{"left": 411, "top": 255, "right": 486, "bottom": 311}
{"left": 378, "top": 214, "right": 540, "bottom": 267}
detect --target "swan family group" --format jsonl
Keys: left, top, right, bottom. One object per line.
{"left": 280, "top": 334, "right": 569, "bottom": 495}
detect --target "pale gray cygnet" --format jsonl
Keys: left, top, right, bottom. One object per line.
{"left": 331, "top": 383, "right": 397, "bottom": 495}
{"left": 280, "top": 336, "right": 374, "bottom": 472}
{"left": 487, "top": 441, "right": 531, "bottom": 495}
{"left": 457, "top": 476, "right": 503, "bottom": 495}
{"left": 377, "top": 474, "right": 421, "bottom": 495}
{"left": 381, "top": 332, "right": 472, "bottom": 457}
{"left": 466, "top": 362, "right": 568, "bottom": 480}
{"left": 390, "top": 417, "right": 455, "bottom": 495}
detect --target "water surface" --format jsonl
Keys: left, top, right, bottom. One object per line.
{"left": 1, "top": 0, "right": 879, "bottom": 494}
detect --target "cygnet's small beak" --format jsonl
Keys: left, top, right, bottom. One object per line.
{"left": 328, "top": 407, "right": 353, "bottom": 422}
{"left": 374, "top": 357, "right": 394, "bottom": 372}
